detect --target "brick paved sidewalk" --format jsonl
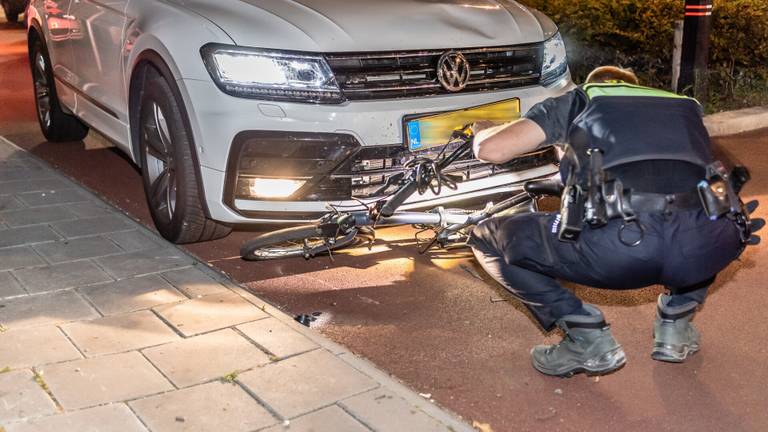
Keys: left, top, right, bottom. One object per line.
{"left": 0, "top": 137, "right": 472, "bottom": 432}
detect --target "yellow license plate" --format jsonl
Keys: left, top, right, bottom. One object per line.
{"left": 404, "top": 98, "right": 521, "bottom": 151}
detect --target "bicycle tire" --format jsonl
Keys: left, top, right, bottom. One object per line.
{"left": 240, "top": 225, "right": 358, "bottom": 261}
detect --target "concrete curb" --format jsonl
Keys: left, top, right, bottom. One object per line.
{"left": 704, "top": 106, "right": 768, "bottom": 137}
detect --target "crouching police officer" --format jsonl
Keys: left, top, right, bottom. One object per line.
{"left": 469, "top": 66, "right": 760, "bottom": 377}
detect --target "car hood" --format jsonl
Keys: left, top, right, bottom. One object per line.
{"left": 175, "top": 0, "right": 555, "bottom": 52}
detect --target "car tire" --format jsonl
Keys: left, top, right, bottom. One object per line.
{"left": 29, "top": 36, "right": 89, "bottom": 142}
{"left": 137, "top": 65, "right": 231, "bottom": 244}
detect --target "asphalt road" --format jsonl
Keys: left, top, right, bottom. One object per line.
{"left": 2, "top": 20, "right": 768, "bottom": 431}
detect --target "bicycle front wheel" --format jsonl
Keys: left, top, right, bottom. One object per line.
{"left": 240, "top": 225, "right": 359, "bottom": 261}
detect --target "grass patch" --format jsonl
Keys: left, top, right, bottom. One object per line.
{"left": 32, "top": 369, "right": 50, "bottom": 392}
{"left": 220, "top": 371, "right": 239, "bottom": 384}
{"left": 33, "top": 368, "right": 64, "bottom": 411}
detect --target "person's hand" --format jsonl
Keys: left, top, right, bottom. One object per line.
{"left": 471, "top": 120, "right": 497, "bottom": 135}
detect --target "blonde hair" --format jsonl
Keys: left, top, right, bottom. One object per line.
{"left": 586, "top": 66, "right": 640, "bottom": 85}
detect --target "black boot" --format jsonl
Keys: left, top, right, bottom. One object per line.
{"left": 652, "top": 294, "right": 700, "bottom": 362}
{"left": 531, "top": 304, "right": 626, "bottom": 377}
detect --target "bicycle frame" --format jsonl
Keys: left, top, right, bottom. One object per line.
{"left": 240, "top": 130, "right": 553, "bottom": 260}
{"left": 318, "top": 187, "right": 536, "bottom": 251}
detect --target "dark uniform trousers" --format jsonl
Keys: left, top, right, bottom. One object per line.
{"left": 469, "top": 209, "right": 743, "bottom": 330}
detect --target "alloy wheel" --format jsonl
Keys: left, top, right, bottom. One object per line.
{"left": 32, "top": 51, "right": 52, "bottom": 130}
{"left": 141, "top": 102, "right": 177, "bottom": 222}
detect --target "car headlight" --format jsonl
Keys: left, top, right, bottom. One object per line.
{"left": 541, "top": 32, "right": 568, "bottom": 86}
{"left": 201, "top": 44, "right": 344, "bottom": 104}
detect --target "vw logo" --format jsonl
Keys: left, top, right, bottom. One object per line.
{"left": 437, "top": 51, "right": 471, "bottom": 92}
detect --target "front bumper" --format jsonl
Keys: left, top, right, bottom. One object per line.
{"left": 182, "top": 75, "right": 572, "bottom": 224}
{"left": 224, "top": 129, "right": 559, "bottom": 221}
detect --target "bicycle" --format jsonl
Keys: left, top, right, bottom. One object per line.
{"left": 240, "top": 128, "right": 562, "bottom": 261}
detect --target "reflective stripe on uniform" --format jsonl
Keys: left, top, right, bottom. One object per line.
{"left": 582, "top": 83, "right": 697, "bottom": 103}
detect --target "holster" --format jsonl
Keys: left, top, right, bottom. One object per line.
{"left": 601, "top": 178, "right": 636, "bottom": 223}
{"left": 558, "top": 183, "right": 584, "bottom": 242}
{"left": 697, "top": 161, "right": 735, "bottom": 220}
{"left": 698, "top": 162, "right": 757, "bottom": 244}
{"left": 557, "top": 148, "right": 637, "bottom": 243}
{"left": 584, "top": 149, "right": 608, "bottom": 226}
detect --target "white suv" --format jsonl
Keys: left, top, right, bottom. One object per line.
{"left": 26, "top": 0, "right": 572, "bottom": 244}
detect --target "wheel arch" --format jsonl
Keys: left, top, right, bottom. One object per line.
{"left": 128, "top": 49, "right": 170, "bottom": 167}
{"left": 26, "top": 15, "right": 43, "bottom": 62}
{"left": 127, "top": 49, "right": 213, "bottom": 219}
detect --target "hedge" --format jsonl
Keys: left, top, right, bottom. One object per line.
{"left": 522, "top": 0, "right": 768, "bottom": 111}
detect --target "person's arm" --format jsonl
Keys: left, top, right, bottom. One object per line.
{"left": 473, "top": 119, "right": 547, "bottom": 164}
{"left": 472, "top": 90, "right": 584, "bottom": 164}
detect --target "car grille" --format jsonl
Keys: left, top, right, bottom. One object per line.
{"left": 324, "top": 144, "right": 559, "bottom": 199}
{"left": 325, "top": 44, "right": 543, "bottom": 101}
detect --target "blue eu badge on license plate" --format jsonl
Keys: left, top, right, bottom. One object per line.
{"left": 407, "top": 121, "right": 422, "bottom": 150}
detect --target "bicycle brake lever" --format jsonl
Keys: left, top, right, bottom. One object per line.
{"left": 450, "top": 124, "right": 474, "bottom": 141}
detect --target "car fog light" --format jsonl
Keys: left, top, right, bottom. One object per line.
{"left": 241, "top": 178, "right": 307, "bottom": 199}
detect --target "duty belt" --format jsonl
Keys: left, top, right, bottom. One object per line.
{"left": 627, "top": 190, "right": 702, "bottom": 214}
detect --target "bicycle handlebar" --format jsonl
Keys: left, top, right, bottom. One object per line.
{"left": 379, "top": 134, "right": 474, "bottom": 218}
{"left": 380, "top": 180, "right": 419, "bottom": 217}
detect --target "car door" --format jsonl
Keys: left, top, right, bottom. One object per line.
{"left": 67, "top": 0, "right": 130, "bottom": 147}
